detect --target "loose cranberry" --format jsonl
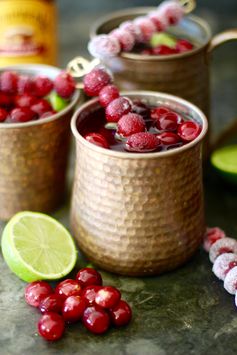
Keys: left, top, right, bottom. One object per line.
{"left": 39, "top": 294, "right": 63, "bottom": 314}
{"left": 38, "top": 312, "right": 65, "bottom": 341}
{"left": 17, "top": 75, "right": 35, "bottom": 94}
{"left": 83, "top": 306, "right": 110, "bottom": 334}
{"left": 151, "top": 106, "right": 170, "bottom": 121}
{"left": 76, "top": 268, "right": 102, "bottom": 288}
{"left": 178, "top": 121, "right": 201, "bottom": 142}
{"left": 109, "top": 300, "right": 132, "bottom": 327}
{"left": 212, "top": 253, "right": 237, "bottom": 280}
{"left": 224, "top": 266, "right": 237, "bottom": 294}
{"left": 31, "top": 99, "right": 52, "bottom": 116}
{"left": 9, "top": 107, "right": 37, "bottom": 123}
{"left": 0, "top": 92, "right": 13, "bottom": 108}
{"left": 110, "top": 29, "right": 135, "bottom": 52}
{"left": 55, "top": 279, "right": 81, "bottom": 301}
{"left": 83, "top": 68, "right": 111, "bottom": 97}
{"left": 85, "top": 132, "right": 110, "bottom": 149}
{"left": 54, "top": 71, "right": 76, "bottom": 98}
{"left": 176, "top": 39, "right": 193, "bottom": 53}
{"left": 203, "top": 227, "right": 226, "bottom": 252}
{"left": 117, "top": 113, "right": 145, "bottom": 137}
{"left": 40, "top": 110, "right": 56, "bottom": 119}
{"left": 14, "top": 94, "right": 37, "bottom": 108}
{"left": 126, "top": 132, "right": 160, "bottom": 152}
{"left": 99, "top": 84, "right": 120, "bottom": 107}
{"left": 158, "top": 132, "right": 181, "bottom": 145}
{"left": 156, "top": 112, "right": 180, "bottom": 131}
{"left": 62, "top": 295, "right": 87, "bottom": 323}
{"left": 0, "top": 108, "right": 8, "bottom": 122}
{"left": 0, "top": 71, "right": 18, "bottom": 94}
{"left": 95, "top": 286, "right": 121, "bottom": 309}
{"left": 141, "top": 49, "right": 153, "bottom": 55}
{"left": 81, "top": 285, "right": 102, "bottom": 305}
{"left": 209, "top": 237, "right": 237, "bottom": 263}
{"left": 106, "top": 97, "right": 132, "bottom": 123}
{"left": 25, "top": 281, "right": 53, "bottom": 307}
{"left": 152, "top": 45, "right": 178, "bottom": 55}
{"left": 134, "top": 17, "right": 156, "bottom": 42}
{"left": 34, "top": 76, "right": 53, "bottom": 97}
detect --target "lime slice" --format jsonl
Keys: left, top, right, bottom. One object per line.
{"left": 48, "top": 91, "right": 69, "bottom": 112}
{"left": 211, "top": 145, "right": 237, "bottom": 184}
{"left": 150, "top": 32, "right": 177, "bottom": 48}
{"left": 1, "top": 212, "right": 77, "bottom": 282}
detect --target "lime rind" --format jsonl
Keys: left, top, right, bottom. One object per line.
{"left": 211, "top": 145, "right": 237, "bottom": 184}
{"left": 48, "top": 91, "right": 68, "bottom": 112}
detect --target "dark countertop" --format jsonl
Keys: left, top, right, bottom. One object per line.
{"left": 1, "top": 2, "right": 237, "bottom": 355}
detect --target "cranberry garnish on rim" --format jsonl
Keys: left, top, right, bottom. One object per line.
{"left": 25, "top": 281, "right": 53, "bottom": 307}
{"left": 105, "top": 97, "right": 132, "bottom": 123}
{"left": 126, "top": 132, "right": 160, "bottom": 153}
{"left": 81, "top": 285, "right": 102, "bottom": 305}
{"left": 83, "top": 68, "right": 111, "bottom": 97}
{"left": 83, "top": 305, "right": 110, "bottom": 334}
{"left": 85, "top": 133, "right": 110, "bottom": 149}
{"left": 109, "top": 300, "right": 132, "bottom": 327}
{"left": 55, "top": 279, "right": 81, "bottom": 301}
{"left": 99, "top": 84, "right": 120, "bottom": 107}
{"left": 39, "top": 294, "right": 63, "bottom": 315}
{"left": 38, "top": 312, "right": 65, "bottom": 341}
{"left": 76, "top": 268, "right": 102, "bottom": 288}
{"left": 117, "top": 113, "right": 146, "bottom": 137}
{"left": 62, "top": 295, "right": 87, "bottom": 323}
{"left": 95, "top": 286, "right": 121, "bottom": 309}
{"left": 54, "top": 71, "right": 76, "bottom": 99}
{"left": 34, "top": 76, "right": 53, "bottom": 97}
{"left": 178, "top": 121, "right": 201, "bottom": 142}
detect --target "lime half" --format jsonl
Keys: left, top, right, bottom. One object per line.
{"left": 1, "top": 212, "right": 77, "bottom": 282}
{"left": 211, "top": 145, "right": 237, "bottom": 184}
{"left": 150, "top": 32, "right": 177, "bottom": 48}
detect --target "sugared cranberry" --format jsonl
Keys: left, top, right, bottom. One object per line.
{"left": 54, "top": 72, "right": 76, "bottom": 98}
{"left": 85, "top": 132, "right": 110, "bottom": 149}
{"left": 14, "top": 94, "right": 37, "bottom": 108}
{"left": 38, "top": 312, "right": 65, "bottom": 341}
{"left": 152, "top": 45, "right": 178, "bottom": 55}
{"left": 9, "top": 107, "right": 37, "bottom": 123}
{"left": 109, "top": 300, "right": 132, "bottom": 327}
{"left": 126, "top": 132, "right": 160, "bottom": 153}
{"left": 88, "top": 34, "right": 121, "bottom": 59}
{"left": 76, "top": 268, "right": 102, "bottom": 288}
{"left": 83, "top": 306, "right": 110, "bottom": 334}
{"left": 25, "top": 281, "right": 53, "bottom": 307}
{"left": 34, "top": 76, "right": 54, "bottom": 97}
{"left": 117, "top": 113, "right": 145, "bottom": 137}
{"left": 156, "top": 112, "right": 180, "bottom": 131}
{"left": 176, "top": 39, "right": 193, "bottom": 53}
{"left": 159, "top": 1, "right": 184, "bottom": 25}
{"left": 148, "top": 11, "right": 167, "bottom": 31}
{"left": 209, "top": 237, "right": 237, "bottom": 263}
{"left": 99, "top": 84, "right": 120, "bottom": 107}
{"left": 119, "top": 21, "right": 143, "bottom": 42}
{"left": 106, "top": 97, "right": 132, "bottom": 122}
{"left": 212, "top": 253, "right": 237, "bottom": 280}
{"left": 110, "top": 29, "right": 135, "bottom": 52}
{"left": 203, "top": 227, "right": 226, "bottom": 252}
{"left": 95, "top": 286, "right": 121, "bottom": 309}
{"left": 31, "top": 99, "right": 52, "bottom": 116}
{"left": 0, "top": 71, "right": 18, "bottom": 94}
{"left": 81, "top": 285, "right": 102, "bottom": 305}
{"left": 151, "top": 106, "right": 170, "bottom": 121}
{"left": 62, "top": 295, "right": 86, "bottom": 323}
{"left": 158, "top": 132, "right": 181, "bottom": 145}
{"left": 0, "top": 92, "right": 13, "bottom": 108}
{"left": 0, "top": 108, "right": 8, "bottom": 122}
{"left": 55, "top": 279, "right": 81, "bottom": 301}
{"left": 178, "top": 121, "right": 201, "bottom": 142}
{"left": 83, "top": 68, "right": 111, "bottom": 97}
{"left": 134, "top": 17, "right": 156, "bottom": 42}
{"left": 17, "top": 75, "right": 35, "bottom": 94}
{"left": 224, "top": 266, "right": 237, "bottom": 295}
{"left": 39, "top": 294, "right": 63, "bottom": 314}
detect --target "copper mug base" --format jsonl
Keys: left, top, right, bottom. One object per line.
{"left": 70, "top": 91, "right": 208, "bottom": 276}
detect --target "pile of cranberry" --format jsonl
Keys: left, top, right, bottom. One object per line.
{"left": 0, "top": 70, "right": 76, "bottom": 123}
{"left": 25, "top": 267, "right": 132, "bottom": 341}
{"left": 83, "top": 67, "right": 202, "bottom": 153}
{"left": 140, "top": 37, "right": 193, "bottom": 56}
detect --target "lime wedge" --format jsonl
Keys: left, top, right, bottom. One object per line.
{"left": 150, "top": 32, "right": 177, "bottom": 48}
{"left": 48, "top": 91, "right": 68, "bottom": 112}
{"left": 211, "top": 145, "right": 237, "bottom": 184}
{"left": 1, "top": 212, "right": 77, "bottom": 282}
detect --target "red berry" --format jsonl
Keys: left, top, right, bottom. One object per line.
{"left": 148, "top": 12, "right": 167, "bottom": 31}
{"left": 0, "top": 108, "right": 8, "bottom": 122}
{"left": 39, "top": 294, "right": 63, "bottom": 315}
{"left": 76, "top": 268, "right": 102, "bottom": 288}
{"left": 54, "top": 72, "right": 76, "bottom": 98}
{"left": 0, "top": 92, "right": 13, "bottom": 108}
{"left": 117, "top": 113, "right": 145, "bottom": 137}
{"left": 99, "top": 84, "right": 120, "bottom": 107}
{"left": 40, "top": 110, "right": 56, "bottom": 119}
{"left": 126, "top": 132, "right": 160, "bottom": 152}
{"left": 152, "top": 45, "right": 178, "bottom": 55}
{"left": 203, "top": 227, "right": 226, "bottom": 252}
{"left": 158, "top": 132, "right": 181, "bottom": 145}
{"left": 85, "top": 132, "right": 110, "bottom": 149}
{"left": 55, "top": 279, "right": 81, "bottom": 301}
{"left": 1, "top": 71, "right": 18, "bottom": 94}
{"left": 25, "top": 281, "right": 53, "bottom": 307}
{"left": 109, "top": 300, "right": 132, "bottom": 327}
{"left": 156, "top": 112, "right": 180, "bottom": 131}
{"left": 95, "top": 286, "right": 121, "bottom": 309}
{"left": 14, "top": 94, "right": 37, "bottom": 108}
{"left": 178, "top": 121, "right": 201, "bottom": 142}
{"left": 83, "top": 68, "right": 111, "bottom": 97}
{"left": 176, "top": 39, "right": 193, "bottom": 53}
{"left": 38, "top": 312, "right": 65, "bottom": 341}
{"left": 81, "top": 285, "right": 102, "bottom": 305}
{"left": 141, "top": 49, "right": 153, "bottom": 55}
{"left": 83, "top": 306, "right": 110, "bottom": 334}
{"left": 134, "top": 17, "right": 156, "bottom": 42}
{"left": 106, "top": 97, "right": 132, "bottom": 123}
{"left": 34, "top": 76, "right": 54, "bottom": 97}
{"left": 17, "top": 75, "right": 35, "bottom": 94}
{"left": 151, "top": 106, "right": 170, "bottom": 121}
{"left": 31, "top": 99, "right": 52, "bottom": 116}
{"left": 9, "top": 107, "right": 37, "bottom": 123}
{"left": 62, "top": 295, "right": 86, "bottom": 323}
{"left": 110, "top": 29, "right": 135, "bottom": 52}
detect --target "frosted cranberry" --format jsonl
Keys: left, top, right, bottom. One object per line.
{"left": 151, "top": 106, "right": 170, "bottom": 121}
{"left": 95, "top": 286, "right": 121, "bottom": 309}
{"left": 159, "top": 1, "right": 184, "bottom": 25}
{"left": 152, "top": 45, "right": 178, "bottom": 55}
{"left": 126, "top": 132, "right": 160, "bottom": 153}
{"left": 178, "top": 121, "right": 201, "bottom": 142}
{"left": 76, "top": 268, "right": 102, "bottom": 288}
{"left": 83, "top": 68, "right": 111, "bottom": 97}
{"left": 110, "top": 29, "right": 135, "bottom": 52}
{"left": 85, "top": 132, "right": 109, "bottom": 149}
{"left": 9, "top": 107, "right": 37, "bottom": 123}
{"left": 158, "top": 132, "right": 181, "bottom": 145}
{"left": 38, "top": 312, "right": 65, "bottom": 341}
{"left": 88, "top": 34, "right": 121, "bottom": 59}
{"left": 34, "top": 76, "right": 54, "bottom": 97}
{"left": 39, "top": 294, "right": 63, "bottom": 314}
{"left": 62, "top": 295, "right": 86, "bottom": 323}
{"left": 134, "top": 17, "right": 156, "bottom": 42}
{"left": 109, "top": 300, "right": 132, "bottom": 327}
{"left": 54, "top": 72, "right": 76, "bottom": 98}
{"left": 203, "top": 227, "right": 226, "bottom": 252}
{"left": 176, "top": 39, "right": 193, "bottom": 53}
{"left": 106, "top": 97, "right": 132, "bottom": 123}
{"left": 148, "top": 11, "right": 167, "bottom": 31}
{"left": 17, "top": 75, "right": 35, "bottom": 94}
{"left": 0, "top": 108, "right": 8, "bottom": 122}
{"left": 0, "top": 71, "right": 18, "bottom": 94}
{"left": 55, "top": 279, "right": 81, "bottom": 301}
{"left": 224, "top": 266, "right": 237, "bottom": 294}
{"left": 117, "top": 113, "right": 145, "bottom": 137}
{"left": 83, "top": 306, "right": 110, "bottom": 334}
{"left": 212, "top": 253, "right": 237, "bottom": 280}
{"left": 156, "top": 112, "right": 180, "bottom": 131}
{"left": 81, "top": 285, "right": 102, "bottom": 305}
{"left": 25, "top": 281, "right": 53, "bottom": 307}
{"left": 209, "top": 237, "right": 237, "bottom": 263}
{"left": 31, "top": 99, "right": 52, "bottom": 116}
{"left": 14, "top": 94, "right": 37, "bottom": 108}
{"left": 0, "top": 92, "right": 13, "bottom": 108}
{"left": 99, "top": 84, "right": 120, "bottom": 107}
{"left": 119, "top": 21, "right": 143, "bottom": 42}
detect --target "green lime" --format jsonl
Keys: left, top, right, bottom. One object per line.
{"left": 211, "top": 145, "right": 237, "bottom": 184}
{"left": 48, "top": 91, "right": 69, "bottom": 112}
{"left": 1, "top": 211, "right": 77, "bottom": 282}
{"left": 150, "top": 32, "right": 177, "bottom": 48}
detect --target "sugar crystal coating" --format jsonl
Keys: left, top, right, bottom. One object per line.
{"left": 158, "top": 0, "right": 184, "bottom": 25}
{"left": 203, "top": 227, "right": 226, "bottom": 252}
{"left": 88, "top": 34, "right": 121, "bottom": 59}
{"left": 224, "top": 266, "right": 237, "bottom": 295}
{"left": 209, "top": 237, "right": 237, "bottom": 263}
{"left": 212, "top": 253, "right": 237, "bottom": 281}
{"left": 133, "top": 17, "right": 157, "bottom": 42}
{"left": 110, "top": 29, "right": 135, "bottom": 52}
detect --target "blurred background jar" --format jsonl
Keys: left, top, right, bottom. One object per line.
{"left": 0, "top": 0, "right": 57, "bottom": 66}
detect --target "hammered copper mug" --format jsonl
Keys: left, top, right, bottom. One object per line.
{"left": 0, "top": 64, "right": 80, "bottom": 220}
{"left": 70, "top": 91, "right": 208, "bottom": 276}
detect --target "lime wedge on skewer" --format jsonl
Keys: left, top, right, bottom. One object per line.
{"left": 1, "top": 212, "right": 77, "bottom": 282}
{"left": 150, "top": 32, "right": 177, "bottom": 48}
{"left": 211, "top": 145, "right": 237, "bottom": 184}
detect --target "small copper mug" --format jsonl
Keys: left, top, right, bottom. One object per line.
{"left": 0, "top": 64, "right": 80, "bottom": 220}
{"left": 70, "top": 91, "right": 208, "bottom": 276}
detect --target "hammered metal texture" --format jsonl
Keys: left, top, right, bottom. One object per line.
{"left": 70, "top": 93, "right": 207, "bottom": 276}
